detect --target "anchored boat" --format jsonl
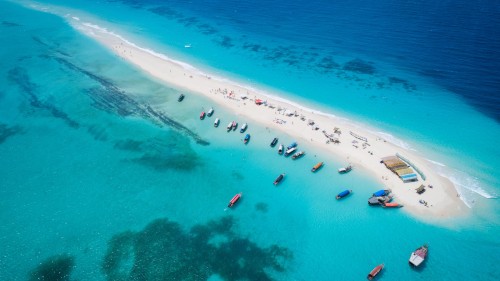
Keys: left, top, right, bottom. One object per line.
{"left": 244, "top": 134, "right": 250, "bottom": 144}
{"left": 286, "top": 141, "right": 297, "bottom": 150}
{"left": 240, "top": 123, "right": 248, "bottom": 133}
{"left": 311, "top": 162, "right": 324, "bottom": 172}
{"left": 200, "top": 111, "right": 206, "bottom": 120}
{"left": 227, "top": 122, "right": 233, "bottom": 131}
{"left": 383, "top": 202, "right": 403, "bottom": 208}
{"left": 336, "top": 189, "right": 352, "bottom": 200}
{"left": 214, "top": 118, "right": 220, "bottom": 127}
{"left": 178, "top": 94, "right": 185, "bottom": 102}
{"left": 292, "top": 151, "right": 305, "bottom": 160}
{"left": 373, "top": 189, "right": 392, "bottom": 197}
{"left": 232, "top": 121, "right": 238, "bottom": 131}
{"left": 409, "top": 244, "right": 428, "bottom": 267}
{"left": 368, "top": 195, "right": 393, "bottom": 206}
{"left": 338, "top": 164, "right": 352, "bottom": 174}
{"left": 284, "top": 147, "right": 297, "bottom": 157}
{"left": 227, "top": 193, "right": 242, "bottom": 208}
{"left": 278, "top": 144, "right": 284, "bottom": 155}
{"left": 207, "top": 107, "right": 214, "bottom": 117}
{"left": 274, "top": 173, "right": 285, "bottom": 185}
{"left": 367, "top": 264, "right": 384, "bottom": 280}
{"left": 270, "top": 137, "right": 278, "bottom": 147}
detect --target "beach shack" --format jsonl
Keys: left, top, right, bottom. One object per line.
{"left": 381, "top": 156, "right": 418, "bottom": 182}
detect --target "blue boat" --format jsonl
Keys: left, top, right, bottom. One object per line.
{"left": 286, "top": 141, "right": 297, "bottom": 150}
{"left": 244, "top": 134, "right": 250, "bottom": 144}
{"left": 373, "top": 189, "right": 391, "bottom": 197}
{"left": 336, "top": 189, "right": 352, "bottom": 200}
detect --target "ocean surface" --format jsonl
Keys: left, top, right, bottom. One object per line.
{"left": 1, "top": 0, "right": 499, "bottom": 280}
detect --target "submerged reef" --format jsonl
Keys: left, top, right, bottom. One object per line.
{"left": 342, "top": 59, "right": 376, "bottom": 75}
{"left": 102, "top": 216, "right": 292, "bottom": 281}
{"left": 29, "top": 254, "right": 75, "bottom": 281}
{"left": 0, "top": 123, "right": 23, "bottom": 144}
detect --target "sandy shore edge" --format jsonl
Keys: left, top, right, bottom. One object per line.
{"left": 71, "top": 18, "right": 469, "bottom": 221}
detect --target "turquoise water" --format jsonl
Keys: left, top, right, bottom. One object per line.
{"left": 1, "top": 1, "right": 499, "bottom": 280}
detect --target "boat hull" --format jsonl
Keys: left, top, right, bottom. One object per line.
{"left": 367, "top": 264, "right": 384, "bottom": 280}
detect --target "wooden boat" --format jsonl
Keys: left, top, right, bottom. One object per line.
{"left": 311, "top": 162, "right": 324, "bottom": 172}
{"left": 232, "top": 121, "right": 238, "bottom": 131}
{"left": 336, "top": 189, "right": 352, "bottom": 200}
{"left": 207, "top": 107, "right": 214, "bottom": 117}
{"left": 214, "top": 118, "right": 220, "bottom": 127}
{"left": 367, "top": 264, "right": 384, "bottom": 280}
{"left": 178, "top": 94, "right": 185, "bottom": 102}
{"left": 291, "top": 151, "right": 305, "bottom": 160}
{"left": 227, "top": 193, "right": 242, "bottom": 208}
{"left": 240, "top": 123, "right": 248, "bottom": 133}
{"left": 244, "top": 134, "right": 250, "bottom": 144}
{"left": 338, "top": 164, "right": 352, "bottom": 174}
{"left": 409, "top": 244, "right": 428, "bottom": 267}
{"left": 274, "top": 173, "right": 285, "bottom": 185}
{"left": 270, "top": 137, "right": 278, "bottom": 147}
{"left": 200, "top": 111, "right": 206, "bottom": 120}
{"left": 284, "top": 147, "right": 297, "bottom": 156}
{"left": 278, "top": 144, "right": 284, "bottom": 155}
{"left": 383, "top": 202, "right": 403, "bottom": 208}
{"left": 227, "top": 122, "right": 233, "bottom": 131}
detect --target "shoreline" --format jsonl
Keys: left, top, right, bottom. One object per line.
{"left": 70, "top": 17, "right": 468, "bottom": 221}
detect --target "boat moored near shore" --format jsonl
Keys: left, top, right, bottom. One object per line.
{"left": 278, "top": 144, "right": 284, "bottom": 155}
{"left": 338, "top": 164, "right": 352, "bottom": 174}
{"left": 214, "top": 118, "right": 220, "bottom": 127}
{"left": 292, "top": 151, "right": 305, "bottom": 160}
{"left": 270, "top": 137, "right": 278, "bottom": 147}
{"left": 240, "top": 123, "right": 248, "bottom": 133}
{"left": 311, "top": 161, "right": 324, "bottom": 172}
{"left": 284, "top": 146, "right": 297, "bottom": 157}
{"left": 227, "top": 122, "right": 233, "bottom": 131}
{"left": 200, "top": 111, "right": 206, "bottom": 120}
{"left": 207, "top": 107, "right": 214, "bottom": 117}
{"left": 244, "top": 134, "right": 250, "bottom": 144}
{"left": 178, "top": 94, "right": 185, "bottom": 102}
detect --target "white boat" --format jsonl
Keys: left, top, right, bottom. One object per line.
{"left": 214, "top": 118, "right": 220, "bottom": 127}
{"left": 284, "top": 147, "right": 297, "bottom": 156}
{"left": 409, "top": 244, "right": 428, "bottom": 267}
{"left": 278, "top": 144, "right": 284, "bottom": 155}
{"left": 207, "top": 107, "right": 214, "bottom": 117}
{"left": 338, "top": 164, "right": 352, "bottom": 174}
{"left": 227, "top": 122, "right": 233, "bottom": 131}
{"left": 240, "top": 123, "right": 248, "bottom": 133}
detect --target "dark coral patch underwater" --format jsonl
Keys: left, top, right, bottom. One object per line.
{"left": 29, "top": 254, "right": 75, "bottom": 281}
{"left": 102, "top": 216, "right": 292, "bottom": 281}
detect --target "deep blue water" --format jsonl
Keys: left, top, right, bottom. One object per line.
{"left": 1, "top": 0, "right": 499, "bottom": 280}
{"left": 110, "top": 0, "right": 500, "bottom": 122}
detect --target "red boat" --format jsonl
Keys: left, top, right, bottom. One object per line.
{"left": 367, "top": 264, "right": 384, "bottom": 280}
{"left": 200, "top": 111, "right": 206, "bottom": 120}
{"left": 228, "top": 193, "right": 242, "bottom": 208}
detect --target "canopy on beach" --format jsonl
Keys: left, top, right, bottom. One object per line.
{"left": 255, "top": 99, "right": 264, "bottom": 105}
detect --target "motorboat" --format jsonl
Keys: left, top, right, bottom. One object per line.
{"left": 270, "top": 137, "right": 278, "bottom": 147}
{"left": 367, "top": 264, "right": 384, "bottom": 280}
{"left": 274, "top": 173, "right": 285, "bottom": 185}
{"left": 291, "top": 151, "right": 305, "bottom": 160}
{"left": 227, "top": 122, "right": 233, "bottom": 131}
{"left": 200, "top": 111, "right": 206, "bottom": 120}
{"left": 240, "top": 123, "right": 248, "bottom": 133}
{"left": 409, "top": 244, "right": 428, "bottom": 267}
{"left": 372, "top": 189, "right": 392, "bottom": 197}
{"left": 311, "top": 162, "right": 324, "bottom": 172}
{"left": 214, "top": 118, "right": 220, "bottom": 127}
{"left": 284, "top": 147, "right": 297, "bottom": 156}
{"left": 338, "top": 164, "right": 352, "bottom": 174}
{"left": 232, "top": 121, "right": 238, "bottom": 131}
{"left": 368, "top": 195, "right": 393, "bottom": 206}
{"left": 207, "top": 107, "right": 214, "bottom": 117}
{"left": 286, "top": 141, "right": 297, "bottom": 150}
{"left": 336, "top": 189, "right": 352, "bottom": 200}
{"left": 178, "top": 94, "right": 185, "bottom": 102}
{"left": 244, "top": 134, "right": 250, "bottom": 144}
{"left": 278, "top": 144, "right": 284, "bottom": 155}
{"left": 227, "top": 193, "right": 242, "bottom": 208}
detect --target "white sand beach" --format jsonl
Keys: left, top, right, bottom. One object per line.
{"left": 73, "top": 19, "right": 468, "bottom": 221}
